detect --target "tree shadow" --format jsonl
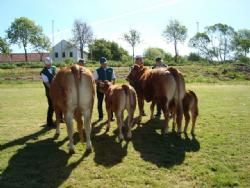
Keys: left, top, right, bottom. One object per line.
{"left": 131, "top": 119, "right": 200, "bottom": 168}
{"left": 0, "top": 125, "right": 51, "bottom": 151}
{"left": 0, "top": 136, "right": 89, "bottom": 188}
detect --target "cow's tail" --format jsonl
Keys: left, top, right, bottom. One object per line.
{"left": 122, "top": 84, "right": 136, "bottom": 110}
{"left": 71, "top": 64, "right": 82, "bottom": 109}
{"left": 187, "top": 90, "right": 199, "bottom": 116}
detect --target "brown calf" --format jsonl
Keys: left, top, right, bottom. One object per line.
{"left": 99, "top": 81, "right": 137, "bottom": 141}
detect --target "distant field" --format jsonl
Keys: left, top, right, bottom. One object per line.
{"left": 0, "top": 82, "right": 249, "bottom": 187}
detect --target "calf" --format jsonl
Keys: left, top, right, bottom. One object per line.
{"left": 170, "top": 90, "right": 199, "bottom": 134}
{"left": 99, "top": 81, "right": 137, "bottom": 141}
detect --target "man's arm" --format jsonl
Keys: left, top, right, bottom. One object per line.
{"left": 41, "top": 73, "right": 50, "bottom": 88}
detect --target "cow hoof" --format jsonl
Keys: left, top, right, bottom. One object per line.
{"left": 54, "top": 133, "right": 60, "bottom": 139}
{"left": 118, "top": 135, "right": 124, "bottom": 142}
{"left": 85, "top": 147, "right": 92, "bottom": 154}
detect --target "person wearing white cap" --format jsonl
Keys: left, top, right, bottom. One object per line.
{"left": 40, "top": 57, "right": 57, "bottom": 127}
{"left": 134, "top": 55, "right": 144, "bottom": 66}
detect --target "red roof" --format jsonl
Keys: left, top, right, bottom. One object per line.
{"left": 0, "top": 53, "right": 50, "bottom": 62}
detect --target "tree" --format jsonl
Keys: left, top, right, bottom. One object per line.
{"left": 6, "top": 17, "right": 42, "bottom": 62}
{"left": 232, "top": 29, "right": 250, "bottom": 57}
{"left": 189, "top": 32, "right": 215, "bottom": 61}
{"left": 123, "top": 29, "right": 141, "bottom": 62}
{"left": 89, "top": 39, "right": 129, "bottom": 61}
{"left": 206, "top": 23, "right": 235, "bottom": 62}
{"left": 0, "top": 37, "right": 11, "bottom": 54}
{"left": 33, "top": 34, "right": 51, "bottom": 61}
{"left": 72, "top": 19, "right": 93, "bottom": 59}
{"left": 143, "top": 47, "right": 172, "bottom": 62}
{"left": 162, "top": 19, "right": 187, "bottom": 62}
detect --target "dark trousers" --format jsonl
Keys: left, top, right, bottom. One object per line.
{"left": 46, "top": 95, "right": 54, "bottom": 125}
{"left": 97, "top": 91, "right": 104, "bottom": 119}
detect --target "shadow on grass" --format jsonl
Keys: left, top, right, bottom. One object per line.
{"left": 0, "top": 125, "right": 51, "bottom": 151}
{"left": 0, "top": 135, "right": 88, "bottom": 188}
{"left": 132, "top": 119, "right": 200, "bottom": 168}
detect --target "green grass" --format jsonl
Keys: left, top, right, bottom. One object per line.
{"left": 0, "top": 82, "right": 250, "bottom": 187}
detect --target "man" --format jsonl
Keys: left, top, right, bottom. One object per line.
{"left": 152, "top": 57, "right": 168, "bottom": 118}
{"left": 77, "top": 58, "right": 85, "bottom": 66}
{"left": 135, "top": 55, "right": 144, "bottom": 66}
{"left": 93, "top": 57, "right": 116, "bottom": 121}
{"left": 40, "top": 57, "right": 56, "bottom": 127}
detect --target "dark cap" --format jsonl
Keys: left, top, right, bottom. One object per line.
{"left": 99, "top": 57, "right": 107, "bottom": 64}
{"left": 155, "top": 57, "right": 162, "bottom": 62}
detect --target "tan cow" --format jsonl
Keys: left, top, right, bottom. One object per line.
{"left": 170, "top": 90, "right": 199, "bottom": 135}
{"left": 50, "top": 64, "right": 95, "bottom": 153}
{"left": 126, "top": 65, "right": 186, "bottom": 134}
{"left": 98, "top": 81, "right": 137, "bottom": 141}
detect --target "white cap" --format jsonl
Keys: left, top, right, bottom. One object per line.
{"left": 44, "top": 57, "right": 52, "bottom": 65}
{"left": 135, "top": 55, "right": 143, "bottom": 59}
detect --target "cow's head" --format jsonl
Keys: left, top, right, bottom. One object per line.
{"left": 126, "top": 64, "right": 146, "bottom": 86}
{"left": 98, "top": 80, "right": 112, "bottom": 94}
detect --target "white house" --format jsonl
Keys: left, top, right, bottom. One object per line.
{"left": 51, "top": 40, "right": 87, "bottom": 62}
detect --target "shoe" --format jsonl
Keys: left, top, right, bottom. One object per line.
{"left": 47, "top": 122, "right": 56, "bottom": 128}
{"left": 98, "top": 117, "right": 103, "bottom": 121}
{"left": 142, "top": 111, "right": 147, "bottom": 116}
{"left": 60, "top": 119, "right": 65, "bottom": 123}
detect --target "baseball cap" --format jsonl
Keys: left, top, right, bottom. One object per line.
{"left": 99, "top": 57, "right": 107, "bottom": 64}
{"left": 135, "top": 55, "right": 143, "bottom": 60}
{"left": 78, "top": 58, "right": 85, "bottom": 64}
{"left": 155, "top": 57, "right": 162, "bottom": 62}
{"left": 44, "top": 57, "right": 52, "bottom": 65}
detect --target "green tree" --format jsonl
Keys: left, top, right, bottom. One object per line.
{"left": 72, "top": 19, "right": 93, "bottom": 59}
{"left": 33, "top": 34, "right": 51, "bottom": 61}
{"left": 206, "top": 23, "right": 235, "bottom": 62}
{"left": 123, "top": 29, "right": 141, "bottom": 62}
{"left": 162, "top": 19, "right": 187, "bottom": 62}
{"left": 89, "top": 39, "right": 129, "bottom": 61}
{"left": 189, "top": 32, "right": 215, "bottom": 61}
{"left": 143, "top": 47, "right": 172, "bottom": 62}
{"left": 232, "top": 29, "right": 250, "bottom": 57}
{"left": 0, "top": 37, "right": 11, "bottom": 54}
{"left": 6, "top": 17, "right": 43, "bottom": 62}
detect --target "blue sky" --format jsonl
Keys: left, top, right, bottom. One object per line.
{"left": 0, "top": 0, "right": 249, "bottom": 56}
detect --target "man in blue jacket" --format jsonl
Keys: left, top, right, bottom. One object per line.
{"left": 93, "top": 57, "right": 116, "bottom": 121}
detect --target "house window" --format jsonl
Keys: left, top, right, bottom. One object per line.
{"left": 54, "top": 52, "right": 58, "bottom": 58}
{"left": 69, "top": 52, "right": 73, "bottom": 57}
{"left": 62, "top": 52, "right": 65, "bottom": 58}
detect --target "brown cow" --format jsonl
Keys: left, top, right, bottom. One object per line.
{"left": 126, "top": 65, "right": 185, "bottom": 134}
{"left": 99, "top": 81, "right": 137, "bottom": 141}
{"left": 170, "top": 90, "right": 199, "bottom": 135}
{"left": 50, "top": 64, "right": 95, "bottom": 153}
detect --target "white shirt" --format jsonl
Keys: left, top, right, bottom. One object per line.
{"left": 93, "top": 68, "right": 116, "bottom": 80}
{"left": 41, "top": 68, "right": 53, "bottom": 83}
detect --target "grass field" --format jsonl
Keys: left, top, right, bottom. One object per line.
{"left": 0, "top": 81, "right": 249, "bottom": 187}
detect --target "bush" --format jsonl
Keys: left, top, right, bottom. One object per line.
{"left": 0, "top": 63, "right": 16, "bottom": 69}
{"left": 188, "top": 52, "right": 201, "bottom": 61}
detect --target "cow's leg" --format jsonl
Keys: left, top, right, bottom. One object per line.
{"left": 55, "top": 110, "right": 61, "bottom": 136}
{"left": 115, "top": 111, "right": 124, "bottom": 141}
{"left": 150, "top": 101, "right": 155, "bottom": 120}
{"left": 106, "top": 108, "right": 112, "bottom": 132}
{"left": 162, "top": 100, "right": 170, "bottom": 135}
{"left": 176, "top": 101, "right": 184, "bottom": 134}
{"left": 65, "top": 111, "right": 75, "bottom": 154}
{"left": 83, "top": 110, "right": 92, "bottom": 151}
{"left": 77, "top": 115, "right": 84, "bottom": 143}
{"left": 137, "top": 96, "right": 144, "bottom": 123}
{"left": 183, "top": 111, "right": 190, "bottom": 134}
{"left": 191, "top": 107, "right": 198, "bottom": 135}
{"left": 127, "top": 108, "right": 134, "bottom": 139}
{"left": 172, "top": 110, "right": 176, "bottom": 132}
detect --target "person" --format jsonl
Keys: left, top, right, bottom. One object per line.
{"left": 40, "top": 57, "right": 56, "bottom": 127}
{"left": 134, "top": 55, "right": 144, "bottom": 66}
{"left": 152, "top": 57, "right": 168, "bottom": 118}
{"left": 77, "top": 58, "right": 85, "bottom": 66}
{"left": 93, "top": 57, "right": 116, "bottom": 121}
